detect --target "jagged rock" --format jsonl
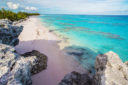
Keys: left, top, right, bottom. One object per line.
{"left": 59, "top": 51, "right": 128, "bottom": 85}
{"left": 58, "top": 71, "right": 95, "bottom": 85}
{"left": 95, "top": 51, "right": 128, "bottom": 85}
{"left": 22, "top": 50, "right": 48, "bottom": 75}
{"left": 0, "top": 19, "right": 12, "bottom": 27}
{"left": 0, "top": 19, "right": 23, "bottom": 46}
{"left": 13, "top": 19, "right": 27, "bottom": 25}
{"left": 125, "top": 61, "right": 128, "bottom": 67}
{"left": 0, "top": 19, "right": 48, "bottom": 85}
{"left": 0, "top": 44, "right": 37, "bottom": 85}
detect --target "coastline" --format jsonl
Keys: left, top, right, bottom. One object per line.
{"left": 15, "top": 16, "right": 86, "bottom": 85}
{"left": 1, "top": 15, "right": 128, "bottom": 85}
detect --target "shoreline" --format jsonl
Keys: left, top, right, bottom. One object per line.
{"left": 1, "top": 15, "right": 128, "bottom": 85}
{"left": 15, "top": 16, "right": 86, "bottom": 85}
{"left": 40, "top": 17, "right": 74, "bottom": 49}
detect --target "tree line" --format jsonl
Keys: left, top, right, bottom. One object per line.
{"left": 0, "top": 8, "right": 40, "bottom": 21}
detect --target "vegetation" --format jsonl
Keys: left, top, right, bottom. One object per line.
{"left": 0, "top": 8, "right": 40, "bottom": 21}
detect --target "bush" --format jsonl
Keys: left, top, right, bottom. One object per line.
{"left": 0, "top": 8, "right": 40, "bottom": 21}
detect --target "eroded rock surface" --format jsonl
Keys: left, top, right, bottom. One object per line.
{"left": 95, "top": 51, "right": 128, "bottom": 85}
{"left": 59, "top": 51, "right": 128, "bottom": 85}
{"left": 0, "top": 19, "right": 48, "bottom": 85}
{"left": 58, "top": 71, "right": 95, "bottom": 85}
{"left": 0, "top": 19, "right": 12, "bottom": 27}
{"left": 0, "top": 19, "right": 23, "bottom": 46}
{"left": 22, "top": 50, "right": 47, "bottom": 75}
{"left": 0, "top": 44, "right": 36, "bottom": 85}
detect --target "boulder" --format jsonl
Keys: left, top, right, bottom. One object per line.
{"left": 125, "top": 61, "right": 128, "bottom": 67}
{"left": 22, "top": 50, "right": 48, "bottom": 75}
{"left": 0, "top": 19, "right": 48, "bottom": 85}
{"left": 58, "top": 71, "right": 95, "bottom": 85}
{"left": 13, "top": 19, "right": 27, "bottom": 25}
{"left": 0, "top": 19, "right": 12, "bottom": 27}
{"left": 95, "top": 51, "right": 128, "bottom": 85}
{"left": 59, "top": 51, "right": 128, "bottom": 85}
{"left": 0, "top": 44, "right": 36, "bottom": 85}
{"left": 0, "top": 19, "right": 23, "bottom": 46}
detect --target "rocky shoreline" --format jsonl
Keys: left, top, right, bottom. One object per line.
{"left": 59, "top": 52, "right": 128, "bottom": 85}
{"left": 0, "top": 19, "right": 128, "bottom": 85}
{"left": 0, "top": 19, "right": 47, "bottom": 85}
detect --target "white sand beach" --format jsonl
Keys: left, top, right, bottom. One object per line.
{"left": 15, "top": 16, "right": 85, "bottom": 85}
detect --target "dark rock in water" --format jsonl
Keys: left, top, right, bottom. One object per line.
{"left": 64, "top": 46, "right": 96, "bottom": 60}
{"left": 0, "top": 19, "right": 23, "bottom": 46}
{"left": 49, "top": 30, "right": 54, "bottom": 32}
{"left": 0, "top": 44, "right": 36, "bottom": 85}
{"left": 64, "top": 46, "right": 96, "bottom": 71}
{"left": 68, "top": 48, "right": 84, "bottom": 57}
{"left": 22, "top": 50, "right": 48, "bottom": 75}
{"left": 58, "top": 71, "right": 95, "bottom": 85}
{"left": 59, "top": 51, "right": 128, "bottom": 85}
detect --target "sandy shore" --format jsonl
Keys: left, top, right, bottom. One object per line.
{"left": 15, "top": 16, "right": 86, "bottom": 85}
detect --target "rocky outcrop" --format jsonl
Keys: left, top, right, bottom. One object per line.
{"left": 125, "top": 61, "right": 128, "bottom": 67}
{"left": 95, "top": 51, "right": 128, "bottom": 85}
{"left": 0, "top": 44, "right": 36, "bottom": 85}
{"left": 22, "top": 50, "right": 47, "bottom": 75}
{"left": 0, "top": 19, "right": 12, "bottom": 27}
{"left": 0, "top": 44, "right": 47, "bottom": 85}
{"left": 13, "top": 19, "right": 27, "bottom": 25}
{"left": 58, "top": 71, "right": 95, "bottom": 85}
{"left": 0, "top": 19, "right": 48, "bottom": 85}
{"left": 0, "top": 19, "right": 23, "bottom": 46}
{"left": 59, "top": 51, "right": 128, "bottom": 85}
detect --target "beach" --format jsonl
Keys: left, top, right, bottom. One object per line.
{"left": 15, "top": 16, "right": 86, "bottom": 85}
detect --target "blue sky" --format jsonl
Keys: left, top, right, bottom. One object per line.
{"left": 0, "top": 0, "right": 128, "bottom": 15}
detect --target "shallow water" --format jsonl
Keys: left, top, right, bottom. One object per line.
{"left": 40, "top": 15, "right": 128, "bottom": 66}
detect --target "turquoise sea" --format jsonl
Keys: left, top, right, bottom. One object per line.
{"left": 40, "top": 15, "right": 128, "bottom": 70}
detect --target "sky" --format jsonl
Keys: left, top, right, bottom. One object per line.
{"left": 0, "top": 0, "right": 128, "bottom": 15}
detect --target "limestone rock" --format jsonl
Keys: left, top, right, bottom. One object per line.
{"left": 0, "top": 19, "right": 23, "bottom": 46}
{"left": 0, "top": 19, "right": 48, "bottom": 85}
{"left": 125, "top": 61, "right": 128, "bottom": 67}
{"left": 22, "top": 50, "right": 48, "bottom": 75}
{"left": 0, "top": 44, "right": 37, "bottom": 85}
{"left": 95, "top": 51, "right": 128, "bottom": 85}
{"left": 13, "top": 19, "right": 27, "bottom": 25}
{"left": 0, "top": 19, "right": 12, "bottom": 27}
{"left": 58, "top": 71, "right": 95, "bottom": 85}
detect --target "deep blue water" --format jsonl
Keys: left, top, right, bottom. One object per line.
{"left": 40, "top": 14, "right": 128, "bottom": 69}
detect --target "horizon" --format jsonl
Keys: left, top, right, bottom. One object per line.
{"left": 40, "top": 14, "right": 128, "bottom": 16}
{"left": 0, "top": 0, "right": 128, "bottom": 15}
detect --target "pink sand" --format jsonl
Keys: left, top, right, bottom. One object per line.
{"left": 15, "top": 16, "right": 86, "bottom": 85}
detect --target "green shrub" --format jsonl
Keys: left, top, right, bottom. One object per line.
{"left": 0, "top": 8, "right": 40, "bottom": 21}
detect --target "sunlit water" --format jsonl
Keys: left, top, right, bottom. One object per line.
{"left": 40, "top": 15, "right": 128, "bottom": 70}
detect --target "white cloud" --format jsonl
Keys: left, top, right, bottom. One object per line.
{"left": 7, "top": 2, "right": 19, "bottom": 9}
{"left": 25, "top": 6, "right": 37, "bottom": 11}
{"left": 26, "top": 0, "right": 128, "bottom": 15}
{"left": 6, "top": 2, "right": 37, "bottom": 11}
{"left": 5, "top": 0, "right": 128, "bottom": 14}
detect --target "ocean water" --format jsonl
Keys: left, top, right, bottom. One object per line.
{"left": 40, "top": 14, "right": 128, "bottom": 70}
